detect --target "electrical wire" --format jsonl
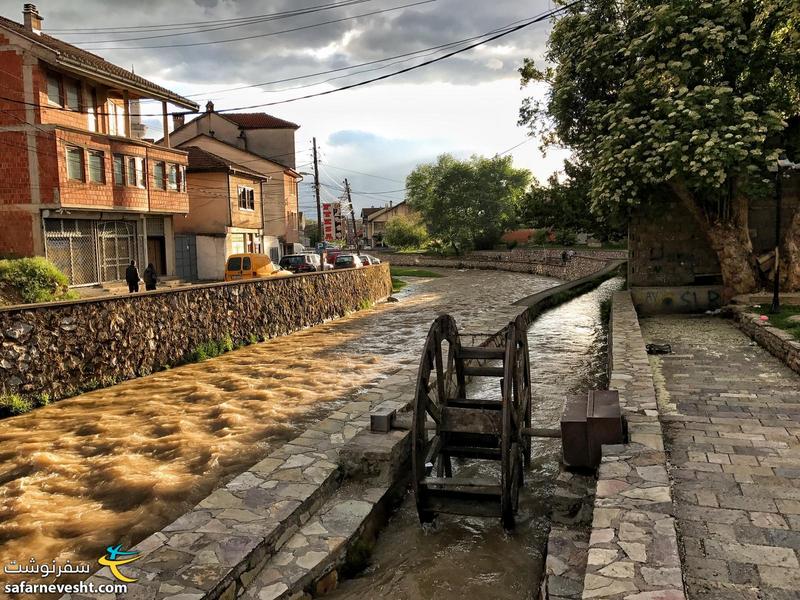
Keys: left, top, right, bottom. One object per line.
{"left": 81, "top": 0, "right": 436, "bottom": 50}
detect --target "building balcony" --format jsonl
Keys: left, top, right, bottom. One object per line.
{"left": 37, "top": 126, "right": 190, "bottom": 214}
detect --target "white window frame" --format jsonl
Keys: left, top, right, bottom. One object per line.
{"left": 237, "top": 185, "right": 255, "bottom": 211}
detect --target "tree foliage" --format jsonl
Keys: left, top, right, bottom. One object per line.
{"left": 406, "top": 154, "right": 531, "bottom": 253}
{"left": 384, "top": 213, "right": 428, "bottom": 249}
{"left": 521, "top": 160, "right": 626, "bottom": 241}
{"left": 520, "top": 0, "right": 800, "bottom": 294}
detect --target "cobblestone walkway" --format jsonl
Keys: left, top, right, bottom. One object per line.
{"left": 642, "top": 316, "right": 800, "bottom": 600}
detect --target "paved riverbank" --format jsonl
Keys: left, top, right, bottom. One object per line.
{"left": 643, "top": 315, "right": 800, "bottom": 600}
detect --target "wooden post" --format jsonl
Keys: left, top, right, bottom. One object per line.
{"left": 162, "top": 101, "right": 170, "bottom": 148}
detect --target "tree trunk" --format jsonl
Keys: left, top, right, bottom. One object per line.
{"left": 669, "top": 181, "right": 758, "bottom": 300}
{"left": 781, "top": 204, "right": 800, "bottom": 291}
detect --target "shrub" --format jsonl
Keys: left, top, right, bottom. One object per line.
{"left": 555, "top": 230, "right": 578, "bottom": 246}
{"left": 0, "top": 257, "right": 76, "bottom": 304}
{"left": 0, "top": 393, "right": 33, "bottom": 416}
{"left": 506, "top": 240, "right": 519, "bottom": 250}
{"left": 532, "top": 229, "right": 549, "bottom": 245}
{"left": 384, "top": 214, "right": 428, "bottom": 250}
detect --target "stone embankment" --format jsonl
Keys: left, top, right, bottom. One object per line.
{"left": 68, "top": 263, "right": 620, "bottom": 600}
{"left": 373, "top": 248, "right": 627, "bottom": 281}
{"left": 0, "top": 265, "right": 391, "bottom": 401}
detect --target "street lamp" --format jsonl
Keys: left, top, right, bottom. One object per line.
{"left": 771, "top": 156, "right": 800, "bottom": 313}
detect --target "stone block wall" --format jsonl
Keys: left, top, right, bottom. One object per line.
{"left": 0, "top": 264, "right": 392, "bottom": 400}
{"left": 733, "top": 309, "right": 800, "bottom": 375}
{"left": 372, "top": 251, "right": 617, "bottom": 281}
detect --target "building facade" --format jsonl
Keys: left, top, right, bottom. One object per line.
{"left": 0, "top": 4, "right": 199, "bottom": 285}
{"left": 363, "top": 201, "right": 411, "bottom": 247}
{"left": 167, "top": 103, "right": 302, "bottom": 252}
{"left": 175, "top": 146, "right": 272, "bottom": 280}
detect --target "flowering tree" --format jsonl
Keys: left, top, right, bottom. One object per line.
{"left": 520, "top": 0, "right": 800, "bottom": 296}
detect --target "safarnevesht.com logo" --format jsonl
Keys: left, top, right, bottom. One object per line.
{"left": 3, "top": 545, "right": 140, "bottom": 595}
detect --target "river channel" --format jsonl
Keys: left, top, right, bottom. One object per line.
{"left": 329, "top": 277, "right": 624, "bottom": 600}
{"left": 0, "top": 270, "right": 556, "bottom": 582}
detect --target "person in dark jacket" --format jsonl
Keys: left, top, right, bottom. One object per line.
{"left": 125, "top": 260, "right": 140, "bottom": 293}
{"left": 143, "top": 263, "right": 158, "bottom": 291}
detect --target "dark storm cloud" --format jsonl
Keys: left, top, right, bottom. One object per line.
{"left": 0, "top": 0, "right": 552, "bottom": 90}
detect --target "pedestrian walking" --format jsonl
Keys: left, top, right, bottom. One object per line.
{"left": 125, "top": 260, "right": 140, "bottom": 293}
{"left": 143, "top": 263, "right": 158, "bottom": 291}
{"left": 561, "top": 250, "right": 568, "bottom": 265}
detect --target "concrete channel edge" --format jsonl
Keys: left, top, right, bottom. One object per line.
{"left": 65, "top": 263, "right": 624, "bottom": 600}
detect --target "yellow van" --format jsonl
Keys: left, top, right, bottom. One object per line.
{"left": 224, "top": 253, "right": 292, "bottom": 281}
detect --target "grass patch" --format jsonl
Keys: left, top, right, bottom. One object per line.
{"left": 389, "top": 267, "right": 444, "bottom": 278}
{"left": 189, "top": 334, "right": 235, "bottom": 362}
{"left": 0, "top": 393, "right": 33, "bottom": 416}
{"left": 391, "top": 277, "right": 407, "bottom": 293}
{"left": 760, "top": 305, "right": 800, "bottom": 340}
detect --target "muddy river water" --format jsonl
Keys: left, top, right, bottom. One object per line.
{"left": 0, "top": 270, "right": 557, "bottom": 582}
{"left": 329, "top": 277, "right": 623, "bottom": 600}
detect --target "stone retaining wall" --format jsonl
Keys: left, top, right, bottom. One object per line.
{"left": 732, "top": 309, "right": 800, "bottom": 375}
{"left": 374, "top": 251, "right": 614, "bottom": 281}
{"left": 0, "top": 265, "right": 392, "bottom": 401}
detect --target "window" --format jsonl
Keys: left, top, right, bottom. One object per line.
{"left": 107, "top": 101, "right": 118, "bottom": 136}
{"left": 87, "top": 88, "right": 98, "bottom": 132}
{"left": 242, "top": 256, "right": 252, "bottom": 271}
{"left": 167, "top": 164, "right": 178, "bottom": 190}
{"left": 153, "top": 161, "right": 165, "bottom": 189}
{"left": 46, "top": 73, "right": 61, "bottom": 106}
{"left": 177, "top": 165, "right": 187, "bottom": 192}
{"left": 126, "top": 156, "right": 146, "bottom": 188}
{"left": 88, "top": 150, "right": 105, "bottom": 183}
{"left": 238, "top": 186, "right": 255, "bottom": 211}
{"left": 65, "top": 146, "right": 84, "bottom": 181}
{"left": 113, "top": 154, "right": 125, "bottom": 186}
{"left": 64, "top": 79, "right": 80, "bottom": 111}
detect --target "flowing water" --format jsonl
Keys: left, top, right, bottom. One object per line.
{"left": 329, "top": 277, "right": 624, "bottom": 600}
{"left": 0, "top": 270, "right": 556, "bottom": 584}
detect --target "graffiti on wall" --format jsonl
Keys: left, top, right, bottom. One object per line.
{"left": 632, "top": 286, "right": 723, "bottom": 314}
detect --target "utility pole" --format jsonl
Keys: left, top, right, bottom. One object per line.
{"left": 312, "top": 137, "right": 322, "bottom": 243}
{"left": 344, "top": 178, "right": 359, "bottom": 253}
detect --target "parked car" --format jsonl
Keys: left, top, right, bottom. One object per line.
{"left": 333, "top": 254, "right": 363, "bottom": 269}
{"left": 224, "top": 254, "right": 292, "bottom": 281}
{"left": 362, "top": 254, "right": 380, "bottom": 264}
{"left": 279, "top": 254, "right": 320, "bottom": 273}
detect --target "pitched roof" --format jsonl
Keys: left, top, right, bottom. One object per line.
{"left": 222, "top": 113, "right": 300, "bottom": 130}
{"left": 365, "top": 201, "right": 406, "bottom": 222}
{"left": 185, "top": 146, "right": 267, "bottom": 179}
{"left": 177, "top": 134, "right": 299, "bottom": 176}
{"left": 361, "top": 207, "right": 382, "bottom": 218}
{"left": 0, "top": 15, "right": 198, "bottom": 110}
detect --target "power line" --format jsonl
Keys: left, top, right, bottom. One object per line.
{"left": 57, "top": 1, "right": 374, "bottom": 39}
{"left": 0, "top": 4, "right": 571, "bottom": 117}
{"left": 80, "top": 0, "right": 436, "bottom": 50}
{"left": 321, "top": 162, "right": 405, "bottom": 183}
{"left": 179, "top": 15, "right": 538, "bottom": 99}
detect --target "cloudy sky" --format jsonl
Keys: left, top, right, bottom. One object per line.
{"left": 0, "top": 0, "right": 570, "bottom": 214}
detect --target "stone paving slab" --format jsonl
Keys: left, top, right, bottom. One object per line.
{"left": 642, "top": 315, "right": 800, "bottom": 600}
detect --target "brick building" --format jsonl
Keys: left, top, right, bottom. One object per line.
{"left": 0, "top": 4, "right": 199, "bottom": 285}
{"left": 167, "top": 102, "right": 303, "bottom": 253}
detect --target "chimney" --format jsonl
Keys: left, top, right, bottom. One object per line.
{"left": 205, "top": 100, "right": 215, "bottom": 113}
{"left": 172, "top": 114, "right": 185, "bottom": 130}
{"left": 23, "top": 4, "right": 42, "bottom": 33}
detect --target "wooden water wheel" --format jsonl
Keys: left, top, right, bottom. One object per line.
{"left": 412, "top": 313, "right": 532, "bottom": 529}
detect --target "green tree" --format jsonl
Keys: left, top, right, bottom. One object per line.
{"left": 520, "top": 0, "right": 800, "bottom": 297}
{"left": 384, "top": 213, "right": 428, "bottom": 249}
{"left": 406, "top": 154, "right": 531, "bottom": 253}
{"left": 304, "top": 220, "right": 321, "bottom": 247}
{"left": 521, "top": 160, "right": 626, "bottom": 241}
